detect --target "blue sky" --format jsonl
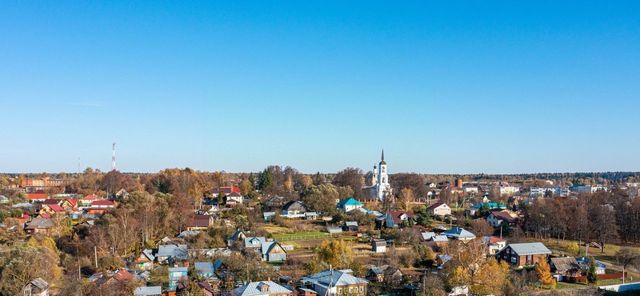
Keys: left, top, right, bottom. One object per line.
{"left": 1, "top": 1, "right": 639, "bottom": 174}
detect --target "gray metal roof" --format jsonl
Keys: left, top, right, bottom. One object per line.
{"left": 302, "top": 269, "right": 368, "bottom": 287}
{"left": 232, "top": 281, "right": 292, "bottom": 296}
{"left": 508, "top": 242, "right": 552, "bottom": 255}
{"left": 134, "top": 286, "right": 162, "bottom": 295}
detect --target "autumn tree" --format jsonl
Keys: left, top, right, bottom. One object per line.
{"left": 0, "top": 245, "right": 63, "bottom": 295}
{"left": 470, "top": 258, "right": 510, "bottom": 295}
{"left": 398, "top": 187, "right": 415, "bottom": 212}
{"left": 332, "top": 168, "right": 365, "bottom": 199}
{"left": 315, "top": 239, "right": 353, "bottom": 269}
{"left": 535, "top": 259, "right": 555, "bottom": 288}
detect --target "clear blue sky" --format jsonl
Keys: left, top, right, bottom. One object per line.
{"left": 1, "top": 1, "right": 639, "bottom": 174}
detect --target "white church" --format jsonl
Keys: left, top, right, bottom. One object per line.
{"left": 364, "top": 150, "right": 393, "bottom": 201}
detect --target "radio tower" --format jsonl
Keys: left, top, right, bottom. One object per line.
{"left": 112, "top": 142, "right": 116, "bottom": 171}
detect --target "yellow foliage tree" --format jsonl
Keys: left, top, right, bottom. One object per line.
{"left": 316, "top": 239, "right": 353, "bottom": 269}
{"left": 470, "top": 258, "right": 510, "bottom": 295}
{"left": 535, "top": 259, "right": 556, "bottom": 288}
{"left": 446, "top": 266, "right": 471, "bottom": 289}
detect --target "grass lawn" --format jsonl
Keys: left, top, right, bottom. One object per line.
{"left": 272, "top": 231, "right": 328, "bottom": 241}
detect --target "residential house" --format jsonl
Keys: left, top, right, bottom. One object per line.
{"left": 263, "top": 195, "right": 286, "bottom": 209}
{"left": 443, "top": 227, "right": 476, "bottom": 242}
{"left": 281, "top": 201, "right": 307, "bottom": 218}
{"left": 227, "top": 229, "right": 247, "bottom": 247}
{"left": 116, "top": 189, "right": 130, "bottom": 200}
{"left": 188, "top": 214, "right": 213, "bottom": 231}
{"left": 481, "top": 236, "right": 506, "bottom": 255}
{"left": 302, "top": 269, "right": 368, "bottom": 296}
{"left": 366, "top": 265, "right": 403, "bottom": 284}
{"left": 497, "top": 242, "right": 552, "bottom": 267}
{"left": 79, "top": 194, "right": 99, "bottom": 207}
{"left": 232, "top": 281, "right": 293, "bottom": 296}
{"left": 225, "top": 192, "right": 244, "bottom": 205}
{"left": 26, "top": 192, "right": 48, "bottom": 202}
{"left": 371, "top": 239, "right": 387, "bottom": 253}
{"left": 87, "top": 200, "right": 116, "bottom": 215}
{"left": 213, "top": 186, "right": 241, "bottom": 198}
{"left": 195, "top": 262, "right": 215, "bottom": 279}
{"left": 343, "top": 221, "right": 359, "bottom": 232}
{"left": 421, "top": 232, "right": 436, "bottom": 241}
{"left": 337, "top": 197, "right": 364, "bottom": 213}
{"left": 135, "top": 249, "right": 155, "bottom": 270}
{"left": 39, "top": 204, "right": 66, "bottom": 216}
{"left": 261, "top": 241, "right": 287, "bottom": 262}
{"left": 168, "top": 267, "right": 189, "bottom": 291}
{"left": 134, "top": 286, "right": 162, "bottom": 296}
{"left": 21, "top": 278, "right": 49, "bottom": 296}
{"left": 156, "top": 244, "right": 189, "bottom": 265}
{"left": 487, "top": 210, "right": 518, "bottom": 228}
{"left": 244, "top": 237, "right": 287, "bottom": 262}
{"left": 61, "top": 198, "right": 78, "bottom": 210}
{"left": 24, "top": 217, "right": 55, "bottom": 235}
{"left": 427, "top": 202, "right": 452, "bottom": 217}
{"left": 0, "top": 195, "right": 9, "bottom": 204}
{"left": 467, "top": 202, "right": 507, "bottom": 216}
{"left": 550, "top": 257, "right": 581, "bottom": 281}
{"left": 385, "top": 210, "right": 415, "bottom": 228}
{"left": 576, "top": 257, "right": 606, "bottom": 275}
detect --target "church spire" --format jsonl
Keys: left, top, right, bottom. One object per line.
{"left": 381, "top": 149, "right": 384, "bottom": 162}
{"left": 380, "top": 149, "right": 386, "bottom": 165}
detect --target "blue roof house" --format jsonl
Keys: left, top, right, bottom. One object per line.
{"left": 443, "top": 227, "right": 477, "bottom": 242}
{"left": 337, "top": 197, "right": 364, "bottom": 213}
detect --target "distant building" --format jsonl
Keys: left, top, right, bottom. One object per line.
{"left": 302, "top": 269, "right": 368, "bottom": 296}
{"left": 363, "top": 150, "right": 393, "bottom": 201}
{"left": 497, "top": 242, "right": 551, "bottom": 267}
{"left": 337, "top": 197, "right": 364, "bottom": 213}
{"left": 134, "top": 286, "right": 162, "bottom": 296}
{"left": 371, "top": 239, "right": 387, "bottom": 253}
{"left": 22, "top": 278, "right": 49, "bottom": 296}
{"left": 427, "top": 202, "right": 451, "bottom": 217}
{"left": 282, "top": 201, "right": 307, "bottom": 218}
{"left": 385, "top": 210, "right": 415, "bottom": 228}
{"left": 486, "top": 210, "right": 518, "bottom": 228}
{"left": 443, "top": 227, "right": 476, "bottom": 242}
{"left": 232, "top": 281, "right": 293, "bottom": 296}
{"left": 481, "top": 236, "right": 506, "bottom": 255}
{"left": 570, "top": 185, "right": 608, "bottom": 194}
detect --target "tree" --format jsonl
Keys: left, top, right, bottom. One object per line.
{"left": 535, "top": 259, "right": 555, "bottom": 288}
{"left": 471, "top": 258, "right": 510, "bottom": 295}
{"left": 567, "top": 242, "right": 580, "bottom": 256}
{"left": 615, "top": 248, "right": 640, "bottom": 284}
{"left": 0, "top": 245, "right": 63, "bottom": 295}
{"left": 587, "top": 257, "right": 598, "bottom": 284}
{"left": 469, "top": 219, "right": 494, "bottom": 237}
{"left": 315, "top": 239, "right": 353, "bottom": 269}
{"left": 301, "top": 184, "right": 341, "bottom": 214}
{"left": 398, "top": 188, "right": 415, "bottom": 212}
{"left": 332, "top": 168, "right": 365, "bottom": 199}
{"left": 446, "top": 266, "right": 470, "bottom": 289}
{"left": 420, "top": 274, "right": 446, "bottom": 296}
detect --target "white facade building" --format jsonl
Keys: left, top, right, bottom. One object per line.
{"left": 367, "top": 150, "right": 393, "bottom": 201}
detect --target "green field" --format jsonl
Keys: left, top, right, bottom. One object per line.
{"left": 273, "top": 231, "right": 328, "bottom": 241}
